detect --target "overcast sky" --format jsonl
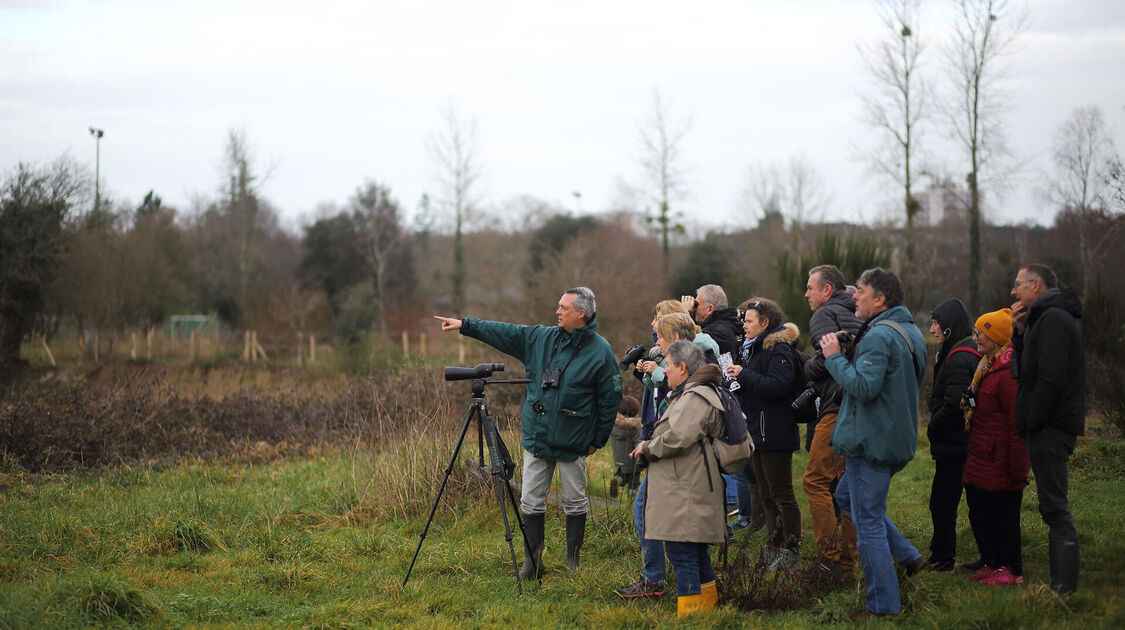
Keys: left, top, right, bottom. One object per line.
{"left": 2, "top": 0, "right": 1123, "bottom": 233}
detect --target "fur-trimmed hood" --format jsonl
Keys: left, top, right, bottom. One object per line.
{"left": 761, "top": 322, "right": 800, "bottom": 350}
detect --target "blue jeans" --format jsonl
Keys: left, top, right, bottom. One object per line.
{"left": 664, "top": 541, "right": 715, "bottom": 596}
{"left": 835, "top": 457, "right": 922, "bottom": 615}
{"left": 633, "top": 474, "right": 666, "bottom": 583}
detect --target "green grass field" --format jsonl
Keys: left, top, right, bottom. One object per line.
{"left": 2, "top": 424, "right": 1123, "bottom": 629}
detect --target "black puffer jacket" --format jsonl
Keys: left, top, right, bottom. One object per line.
{"left": 735, "top": 323, "right": 801, "bottom": 452}
{"left": 700, "top": 307, "right": 744, "bottom": 359}
{"left": 1012, "top": 288, "right": 1085, "bottom": 437}
{"left": 926, "top": 299, "right": 980, "bottom": 459}
{"left": 804, "top": 290, "right": 863, "bottom": 418}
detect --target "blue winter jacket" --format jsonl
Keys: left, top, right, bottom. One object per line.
{"left": 826, "top": 306, "right": 928, "bottom": 467}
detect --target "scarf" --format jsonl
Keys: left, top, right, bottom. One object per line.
{"left": 961, "top": 342, "right": 1010, "bottom": 426}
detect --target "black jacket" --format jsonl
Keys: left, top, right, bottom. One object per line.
{"left": 926, "top": 299, "right": 979, "bottom": 459}
{"left": 1012, "top": 288, "right": 1085, "bottom": 437}
{"left": 735, "top": 323, "right": 801, "bottom": 452}
{"left": 700, "top": 307, "right": 743, "bottom": 359}
{"left": 804, "top": 290, "right": 863, "bottom": 418}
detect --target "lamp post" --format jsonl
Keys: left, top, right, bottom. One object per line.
{"left": 89, "top": 127, "right": 104, "bottom": 212}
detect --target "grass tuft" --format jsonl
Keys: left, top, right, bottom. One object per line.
{"left": 51, "top": 570, "right": 161, "bottom": 623}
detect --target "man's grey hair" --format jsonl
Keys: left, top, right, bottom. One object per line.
{"left": 696, "top": 284, "right": 728, "bottom": 310}
{"left": 857, "top": 268, "right": 904, "bottom": 309}
{"left": 665, "top": 340, "right": 705, "bottom": 375}
{"left": 808, "top": 264, "right": 848, "bottom": 293}
{"left": 565, "top": 286, "right": 597, "bottom": 324}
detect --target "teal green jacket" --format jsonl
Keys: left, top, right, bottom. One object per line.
{"left": 826, "top": 306, "right": 928, "bottom": 467}
{"left": 460, "top": 315, "right": 623, "bottom": 462}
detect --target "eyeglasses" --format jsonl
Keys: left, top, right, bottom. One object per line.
{"left": 1012, "top": 278, "right": 1034, "bottom": 288}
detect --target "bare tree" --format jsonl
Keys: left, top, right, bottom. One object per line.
{"left": 740, "top": 154, "right": 830, "bottom": 252}
{"left": 428, "top": 103, "right": 482, "bottom": 315}
{"left": 637, "top": 88, "right": 691, "bottom": 275}
{"left": 859, "top": 0, "right": 928, "bottom": 260}
{"left": 1047, "top": 105, "right": 1121, "bottom": 298}
{"left": 943, "top": 0, "right": 1027, "bottom": 313}
{"left": 351, "top": 180, "right": 409, "bottom": 333}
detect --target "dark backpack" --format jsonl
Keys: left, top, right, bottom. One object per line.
{"left": 707, "top": 385, "right": 754, "bottom": 474}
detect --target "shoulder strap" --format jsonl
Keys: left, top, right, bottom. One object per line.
{"left": 873, "top": 320, "right": 925, "bottom": 381}
{"left": 947, "top": 346, "right": 982, "bottom": 360}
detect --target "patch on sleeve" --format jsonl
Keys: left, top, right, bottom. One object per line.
{"left": 612, "top": 373, "right": 623, "bottom": 392}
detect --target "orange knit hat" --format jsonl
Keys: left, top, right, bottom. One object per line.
{"left": 975, "top": 308, "right": 1012, "bottom": 346}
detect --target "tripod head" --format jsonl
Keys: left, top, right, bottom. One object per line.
{"left": 444, "top": 363, "right": 531, "bottom": 397}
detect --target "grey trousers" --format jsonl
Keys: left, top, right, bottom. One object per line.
{"left": 1026, "top": 425, "right": 1077, "bottom": 539}
{"left": 520, "top": 449, "right": 589, "bottom": 516}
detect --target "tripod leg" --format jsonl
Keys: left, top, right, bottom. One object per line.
{"left": 481, "top": 406, "right": 531, "bottom": 592}
{"left": 402, "top": 403, "right": 479, "bottom": 587}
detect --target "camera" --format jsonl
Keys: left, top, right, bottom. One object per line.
{"left": 619, "top": 344, "right": 647, "bottom": 370}
{"left": 792, "top": 383, "right": 819, "bottom": 413}
{"left": 541, "top": 368, "right": 561, "bottom": 390}
{"left": 836, "top": 331, "right": 854, "bottom": 345}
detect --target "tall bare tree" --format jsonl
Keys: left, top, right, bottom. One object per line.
{"left": 428, "top": 103, "right": 482, "bottom": 315}
{"left": 351, "top": 180, "right": 410, "bottom": 333}
{"left": 1047, "top": 105, "right": 1121, "bottom": 298}
{"left": 859, "top": 0, "right": 927, "bottom": 261}
{"left": 637, "top": 88, "right": 690, "bottom": 275}
{"left": 943, "top": 0, "right": 1026, "bottom": 313}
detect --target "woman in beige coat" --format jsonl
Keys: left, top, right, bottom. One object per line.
{"left": 630, "top": 340, "right": 727, "bottom": 616}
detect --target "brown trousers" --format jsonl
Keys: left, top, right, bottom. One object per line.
{"left": 802, "top": 412, "right": 858, "bottom": 568}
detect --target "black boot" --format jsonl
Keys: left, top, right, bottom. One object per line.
{"left": 519, "top": 512, "right": 545, "bottom": 580}
{"left": 565, "top": 513, "right": 586, "bottom": 573}
{"left": 1049, "top": 535, "right": 1079, "bottom": 595}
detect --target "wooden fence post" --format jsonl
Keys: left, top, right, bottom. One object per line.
{"left": 189, "top": 330, "right": 198, "bottom": 363}
{"left": 130, "top": 331, "right": 137, "bottom": 361}
{"left": 146, "top": 328, "right": 154, "bottom": 361}
{"left": 402, "top": 331, "right": 410, "bottom": 359}
{"left": 297, "top": 330, "right": 304, "bottom": 367}
{"left": 42, "top": 336, "right": 56, "bottom": 367}
{"left": 458, "top": 336, "right": 465, "bottom": 363}
{"left": 309, "top": 334, "right": 316, "bottom": 363}
{"left": 253, "top": 331, "right": 268, "bottom": 361}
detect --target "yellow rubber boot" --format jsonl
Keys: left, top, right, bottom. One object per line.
{"left": 700, "top": 580, "right": 718, "bottom": 609}
{"left": 677, "top": 592, "right": 708, "bottom": 617}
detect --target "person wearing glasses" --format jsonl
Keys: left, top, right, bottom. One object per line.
{"left": 1010, "top": 263, "right": 1084, "bottom": 594}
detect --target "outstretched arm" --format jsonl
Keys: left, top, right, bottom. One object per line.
{"left": 434, "top": 315, "right": 462, "bottom": 332}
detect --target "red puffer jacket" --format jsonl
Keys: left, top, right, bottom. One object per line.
{"left": 962, "top": 346, "right": 1029, "bottom": 491}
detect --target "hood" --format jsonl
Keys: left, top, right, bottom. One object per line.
{"left": 825, "top": 289, "right": 856, "bottom": 313}
{"left": 1028, "top": 288, "right": 1083, "bottom": 325}
{"left": 761, "top": 322, "right": 800, "bottom": 350}
{"left": 931, "top": 298, "right": 973, "bottom": 363}
{"left": 692, "top": 331, "right": 721, "bottom": 358}
{"left": 702, "top": 307, "right": 743, "bottom": 334}
{"left": 687, "top": 363, "right": 724, "bottom": 387}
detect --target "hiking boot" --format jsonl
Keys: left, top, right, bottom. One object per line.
{"left": 793, "top": 557, "right": 846, "bottom": 584}
{"left": 902, "top": 555, "right": 926, "bottom": 577}
{"left": 968, "top": 566, "right": 998, "bottom": 582}
{"left": 769, "top": 548, "right": 800, "bottom": 572}
{"left": 962, "top": 559, "right": 986, "bottom": 573}
{"left": 924, "top": 557, "right": 956, "bottom": 573}
{"left": 758, "top": 544, "right": 780, "bottom": 568}
{"left": 980, "top": 566, "right": 1024, "bottom": 586}
{"left": 615, "top": 576, "right": 666, "bottom": 599}
{"left": 730, "top": 517, "right": 753, "bottom": 533}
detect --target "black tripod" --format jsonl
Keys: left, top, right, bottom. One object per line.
{"left": 402, "top": 373, "right": 533, "bottom": 593}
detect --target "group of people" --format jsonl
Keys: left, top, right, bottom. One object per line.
{"left": 432, "top": 261, "right": 1083, "bottom": 619}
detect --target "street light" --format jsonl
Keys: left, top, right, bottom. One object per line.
{"left": 89, "top": 126, "right": 104, "bottom": 212}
